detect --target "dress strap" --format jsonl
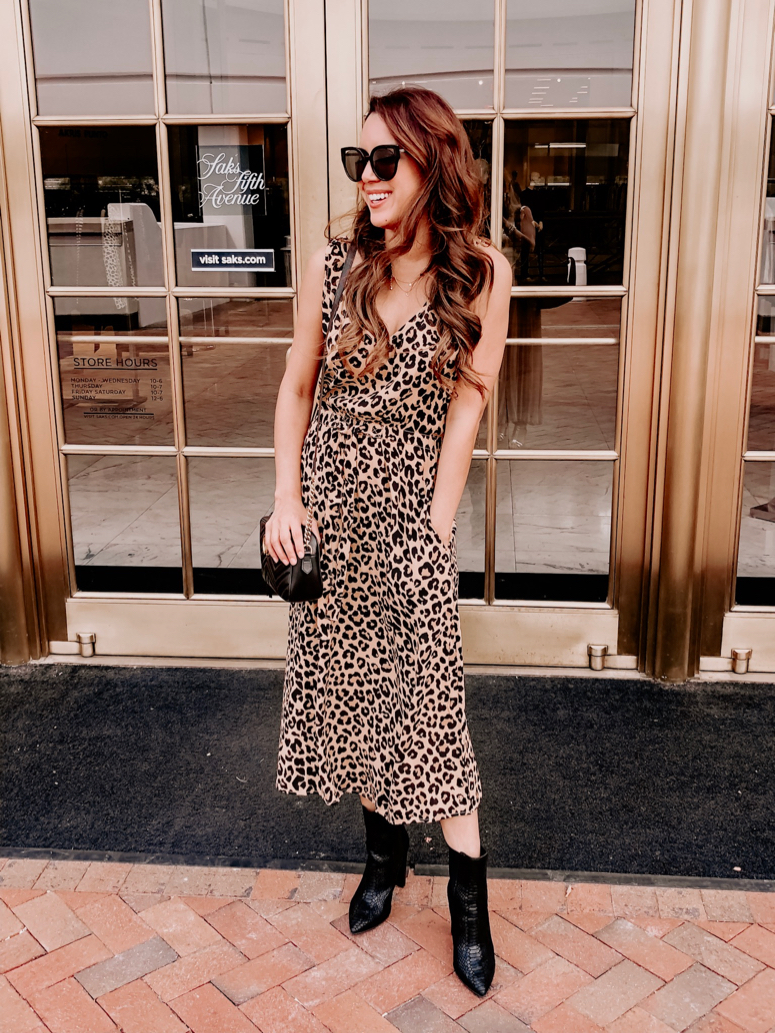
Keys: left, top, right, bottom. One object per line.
{"left": 322, "top": 238, "right": 352, "bottom": 331}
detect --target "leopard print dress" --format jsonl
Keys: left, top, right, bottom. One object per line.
{"left": 275, "top": 238, "right": 482, "bottom": 825}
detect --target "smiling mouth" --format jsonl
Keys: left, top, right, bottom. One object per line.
{"left": 365, "top": 192, "right": 391, "bottom": 207}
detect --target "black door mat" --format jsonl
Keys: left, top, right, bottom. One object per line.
{"left": 1, "top": 663, "right": 773, "bottom": 881}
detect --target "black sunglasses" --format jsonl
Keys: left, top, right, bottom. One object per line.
{"left": 341, "top": 145, "right": 406, "bottom": 183}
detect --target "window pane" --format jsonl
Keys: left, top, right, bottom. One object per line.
{"left": 736, "top": 462, "right": 775, "bottom": 605}
{"left": 503, "top": 119, "right": 630, "bottom": 286}
{"left": 189, "top": 457, "right": 275, "bottom": 594}
{"left": 40, "top": 126, "right": 162, "bottom": 288}
{"left": 495, "top": 460, "right": 612, "bottom": 600}
{"left": 747, "top": 322, "right": 775, "bottom": 452}
{"left": 457, "top": 460, "right": 486, "bottom": 600}
{"left": 162, "top": 0, "right": 286, "bottom": 115}
{"left": 760, "top": 121, "right": 775, "bottom": 284}
{"left": 505, "top": 0, "right": 636, "bottom": 109}
{"left": 68, "top": 455, "right": 182, "bottom": 593}
{"left": 169, "top": 124, "right": 291, "bottom": 288}
{"left": 463, "top": 120, "right": 493, "bottom": 238}
{"left": 55, "top": 297, "right": 172, "bottom": 446}
{"left": 507, "top": 297, "right": 621, "bottom": 340}
{"left": 369, "top": 0, "right": 495, "bottom": 110}
{"left": 179, "top": 297, "right": 293, "bottom": 447}
{"left": 29, "top": 0, "right": 154, "bottom": 116}
{"left": 498, "top": 344, "right": 618, "bottom": 450}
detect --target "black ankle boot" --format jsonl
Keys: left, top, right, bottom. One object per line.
{"left": 349, "top": 805, "right": 409, "bottom": 934}
{"left": 447, "top": 845, "right": 496, "bottom": 996}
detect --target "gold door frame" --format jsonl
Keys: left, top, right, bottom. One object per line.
{"left": 694, "top": 0, "right": 775, "bottom": 674}
{"left": 326, "top": 0, "right": 681, "bottom": 669}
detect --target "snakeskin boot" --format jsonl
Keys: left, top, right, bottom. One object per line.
{"left": 447, "top": 845, "right": 496, "bottom": 996}
{"left": 349, "top": 805, "right": 409, "bottom": 934}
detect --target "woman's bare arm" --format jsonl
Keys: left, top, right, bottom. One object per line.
{"left": 266, "top": 243, "right": 327, "bottom": 566}
{"left": 429, "top": 246, "right": 512, "bottom": 541}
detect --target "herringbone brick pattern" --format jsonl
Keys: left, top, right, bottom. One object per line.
{"left": 2, "top": 856, "right": 775, "bottom": 1032}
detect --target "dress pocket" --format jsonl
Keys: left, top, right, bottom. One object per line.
{"left": 427, "top": 513, "right": 457, "bottom": 550}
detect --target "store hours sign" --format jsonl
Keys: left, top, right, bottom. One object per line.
{"left": 192, "top": 144, "right": 275, "bottom": 272}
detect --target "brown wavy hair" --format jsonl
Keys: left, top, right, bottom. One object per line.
{"left": 331, "top": 86, "right": 493, "bottom": 398}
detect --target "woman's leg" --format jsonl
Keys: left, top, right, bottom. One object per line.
{"left": 440, "top": 809, "right": 481, "bottom": 857}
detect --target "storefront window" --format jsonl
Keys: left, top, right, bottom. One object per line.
{"left": 68, "top": 455, "right": 183, "bottom": 593}
{"left": 497, "top": 298, "right": 620, "bottom": 450}
{"left": 161, "top": 0, "right": 286, "bottom": 115}
{"left": 55, "top": 297, "right": 172, "bottom": 447}
{"left": 747, "top": 304, "right": 775, "bottom": 452}
{"left": 505, "top": 0, "right": 636, "bottom": 109}
{"left": 168, "top": 124, "right": 291, "bottom": 288}
{"left": 179, "top": 297, "right": 293, "bottom": 448}
{"left": 458, "top": 462, "right": 486, "bottom": 600}
{"left": 760, "top": 123, "right": 775, "bottom": 284}
{"left": 369, "top": 0, "right": 495, "bottom": 110}
{"left": 189, "top": 457, "right": 275, "bottom": 594}
{"left": 736, "top": 463, "right": 775, "bottom": 605}
{"left": 463, "top": 120, "right": 493, "bottom": 237}
{"left": 503, "top": 119, "right": 630, "bottom": 286}
{"left": 495, "top": 460, "right": 612, "bottom": 601}
{"left": 40, "top": 126, "right": 162, "bottom": 288}
{"left": 28, "top": 0, "right": 154, "bottom": 115}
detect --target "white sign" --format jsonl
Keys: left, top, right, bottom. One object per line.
{"left": 196, "top": 145, "right": 266, "bottom": 215}
{"left": 191, "top": 249, "right": 275, "bottom": 271}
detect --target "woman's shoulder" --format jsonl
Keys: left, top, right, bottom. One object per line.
{"left": 474, "top": 237, "right": 512, "bottom": 283}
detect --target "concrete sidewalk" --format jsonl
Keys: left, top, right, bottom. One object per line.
{"left": 1, "top": 856, "right": 775, "bottom": 1032}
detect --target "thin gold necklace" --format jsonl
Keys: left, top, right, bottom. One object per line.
{"left": 389, "top": 270, "right": 427, "bottom": 295}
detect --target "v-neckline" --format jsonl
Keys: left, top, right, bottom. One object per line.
{"left": 386, "top": 299, "right": 430, "bottom": 342}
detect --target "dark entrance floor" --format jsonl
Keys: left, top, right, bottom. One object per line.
{"left": 1, "top": 663, "right": 773, "bottom": 880}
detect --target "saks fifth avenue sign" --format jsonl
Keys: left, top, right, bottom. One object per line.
{"left": 196, "top": 145, "right": 267, "bottom": 215}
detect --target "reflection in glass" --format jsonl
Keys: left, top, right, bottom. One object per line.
{"left": 189, "top": 458, "right": 275, "bottom": 594}
{"left": 29, "top": 0, "right": 154, "bottom": 116}
{"left": 40, "top": 126, "right": 162, "bottom": 288}
{"left": 498, "top": 344, "right": 618, "bottom": 450}
{"left": 497, "top": 297, "right": 620, "bottom": 450}
{"left": 180, "top": 298, "right": 293, "bottom": 447}
{"left": 456, "top": 461, "right": 486, "bottom": 600}
{"left": 462, "top": 120, "right": 493, "bottom": 238}
{"left": 161, "top": 0, "right": 286, "bottom": 115}
{"left": 495, "top": 460, "right": 612, "bottom": 600}
{"left": 747, "top": 325, "right": 775, "bottom": 452}
{"left": 369, "top": 0, "right": 495, "bottom": 110}
{"left": 68, "top": 455, "right": 182, "bottom": 593}
{"left": 55, "top": 297, "right": 172, "bottom": 447}
{"left": 760, "top": 123, "right": 775, "bottom": 284}
{"left": 505, "top": 0, "right": 636, "bottom": 109}
{"left": 503, "top": 120, "right": 630, "bottom": 285}
{"left": 736, "top": 463, "right": 775, "bottom": 605}
{"left": 169, "top": 124, "right": 291, "bottom": 288}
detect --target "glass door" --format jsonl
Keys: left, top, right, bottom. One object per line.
{"left": 5, "top": 0, "right": 329, "bottom": 657}
{"left": 334, "top": 0, "right": 676, "bottom": 667}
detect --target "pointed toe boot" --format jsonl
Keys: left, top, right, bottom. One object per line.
{"left": 349, "top": 805, "right": 409, "bottom": 934}
{"left": 447, "top": 845, "right": 496, "bottom": 996}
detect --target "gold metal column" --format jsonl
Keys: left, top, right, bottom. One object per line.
{"left": 652, "top": 0, "right": 733, "bottom": 680}
{"left": 0, "top": 229, "right": 34, "bottom": 665}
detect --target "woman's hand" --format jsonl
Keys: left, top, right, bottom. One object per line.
{"left": 265, "top": 497, "right": 320, "bottom": 566}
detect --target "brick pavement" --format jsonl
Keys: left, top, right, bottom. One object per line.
{"left": 1, "top": 856, "right": 775, "bottom": 1032}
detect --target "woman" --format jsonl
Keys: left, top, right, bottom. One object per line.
{"left": 265, "top": 86, "right": 511, "bottom": 996}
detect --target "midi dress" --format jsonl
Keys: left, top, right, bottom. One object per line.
{"left": 275, "top": 238, "right": 482, "bottom": 825}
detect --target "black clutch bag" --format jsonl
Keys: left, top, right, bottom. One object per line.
{"left": 260, "top": 509, "right": 323, "bottom": 601}
{"left": 259, "top": 242, "right": 355, "bottom": 602}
